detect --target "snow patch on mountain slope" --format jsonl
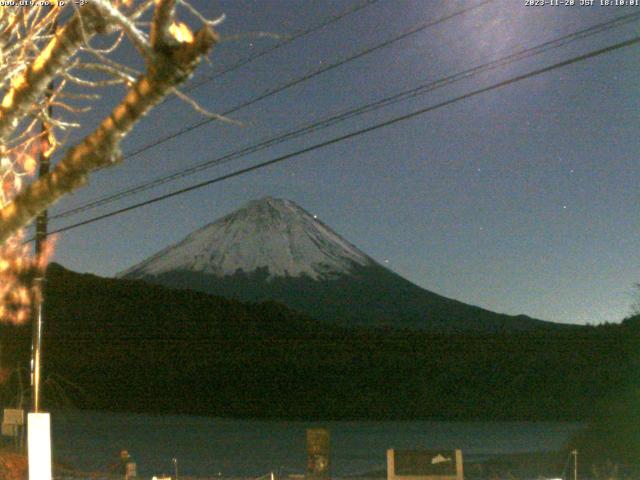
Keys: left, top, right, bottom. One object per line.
{"left": 119, "top": 197, "right": 376, "bottom": 280}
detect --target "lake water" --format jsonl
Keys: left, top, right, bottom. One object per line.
{"left": 50, "top": 410, "right": 584, "bottom": 478}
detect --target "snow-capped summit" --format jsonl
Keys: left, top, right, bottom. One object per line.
{"left": 119, "top": 197, "right": 375, "bottom": 280}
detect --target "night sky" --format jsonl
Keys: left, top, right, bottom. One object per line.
{"left": 44, "top": 0, "right": 640, "bottom": 325}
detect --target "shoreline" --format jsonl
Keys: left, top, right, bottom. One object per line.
{"left": 49, "top": 451, "right": 571, "bottom": 480}
{"left": 2, "top": 448, "right": 597, "bottom": 480}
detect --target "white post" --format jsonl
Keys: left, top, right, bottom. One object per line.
{"left": 28, "top": 413, "right": 52, "bottom": 480}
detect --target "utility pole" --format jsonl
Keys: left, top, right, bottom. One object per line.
{"left": 572, "top": 449, "right": 578, "bottom": 480}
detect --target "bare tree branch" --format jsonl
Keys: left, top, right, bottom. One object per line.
{"left": 0, "top": 3, "right": 107, "bottom": 142}
{"left": 0, "top": 6, "right": 217, "bottom": 243}
{"left": 172, "top": 88, "right": 240, "bottom": 125}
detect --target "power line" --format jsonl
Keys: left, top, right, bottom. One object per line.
{"left": 48, "top": 0, "right": 379, "bottom": 169}
{"left": 182, "top": 0, "right": 381, "bottom": 94}
{"left": 45, "top": 35, "right": 640, "bottom": 237}
{"left": 50, "top": 10, "right": 640, "bottom": 221}
{"left": 49, "top": 0, "right": 382, "bottom": 164}
{"left": 99, "top": 0, "right": 498, "bottom": 162}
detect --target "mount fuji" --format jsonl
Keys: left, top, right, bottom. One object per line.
{"left": 119, "top": 197, "right": 559, "bottom": 332}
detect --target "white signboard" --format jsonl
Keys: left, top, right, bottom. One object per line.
{"left": 28, "top": 413, "right": 52, "bottom": 480}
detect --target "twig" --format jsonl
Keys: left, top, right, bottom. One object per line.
{"left": 172, "top": 88, "right": 241, "bottom": 125}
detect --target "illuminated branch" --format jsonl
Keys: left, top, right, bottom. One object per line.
{"left": 0, "top": 0, "right": 158, "bottom": 144}
{"left": 0, "top": 7, "right": 217, "bottom": 243}
{"left": 0, "top": 4, "right": 106, "bottom": 142}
